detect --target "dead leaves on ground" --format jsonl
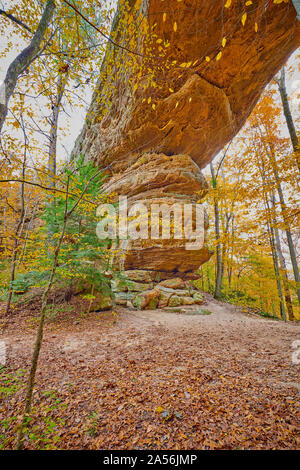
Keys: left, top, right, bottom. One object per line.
{"left": 1, "top": 307, "right": 299, "bottom": 449}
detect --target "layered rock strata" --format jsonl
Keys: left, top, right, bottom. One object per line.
{"left": 73, "top": 0, "right": 300, "bottom": 278}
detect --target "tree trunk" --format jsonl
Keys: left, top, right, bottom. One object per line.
{"left": 48, "top": 74, "right": 66, "bottom": 188}
{"left": 265, "top": 200, "right": 287, "bottom": 321}
{"left": 206, "top": 266, "right": 211, "bottom": 293}
{"left": 47, "top": 73, "right": 67, "bottom": 244}
{"left": 16, "top": 177, "right": 70, "bottom": 450}
{"left": 267, "top": 146, "right": 300, "bottom": 305}
{"left": 210, "top": 162, "right": 223, "bottom": 299}
{"left": 227, "top": 215, "right": 235, "bottom": 289}
{"left": 0, "top": 0, "right": 55, "bottom": 134}
{"left": 257, "top": 152, "right": 287, "bottom": 320}
{"left": 276, "top": 66, "right": 300, "bottom": 172}
{"left": 271, "top": 193, "right": 295, "bottom": 321}
{"left": 5, "top": 147, "right": 26, "bottom": 314}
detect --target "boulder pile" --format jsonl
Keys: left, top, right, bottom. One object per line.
{"left": 112, "top": 270, "right": 204, "bottom": 310}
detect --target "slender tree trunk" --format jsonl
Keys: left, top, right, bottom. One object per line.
{"left": 5, "top": 149, "right": 26, "bottom": 314}
{"left": 16, "top": 161, "right": 104, "bottom": 448}
{"left": 201, "top": 267, "right": 204, "bottom": 290}
{"left": 220, "top": 213, "right": 231, "bottom": 294}
{"left": 206, "top": 266, "right": 211, "bottom": 292}
{"left": 18, "top": 201, "right": 38, "bottom": 266}
{"left": 276, "top": 66, "right": 300, "bottom": 172}
{"left": 227, "top": 215, "right": 235, "bottom": 289}
{"left": 47, "top": 73, "right": 67, "bottom": 244}
{"left": 265, "top": 202, "right": 287, "bottom": 321}
{"left": 0, "top": 0, "right": 55, "bottom": 134}
{"left": 3, "top": 205, "right": 7, "bottom": 257}
{"left": 16, "top": 177, "right": 70, "bottom": 450}
{"left": 257, "top": 152, "right": 287, "bottom": 320}
{"left": 270, "top": 193, "right": 295, "bottom": 321}
{"left": 267, "top": 146, "right": 300, "bottom": 305}
{"left": 271, "top": 300, "right": 276, "bottom": 317}
{"left": 274, "top": 226, "right": 295, "bottom": 321}
{"left": 220, "top": 168, "right": 232, "bottom": 293}
{"left": 210, "top": 162, "right": 223, "bottom": 299}
{"left": 48, "top": 74, "right": 67, "bottom": 188}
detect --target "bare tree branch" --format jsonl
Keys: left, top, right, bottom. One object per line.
{"left": 0, "top": 0, "right": 56, "bottom": 134}
{"left": 0, "top": 8, "right": 32, "bottom": 33}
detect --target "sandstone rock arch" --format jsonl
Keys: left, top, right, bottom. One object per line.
{"left": 74, "top": 0, "right": 300, "bottom": 278}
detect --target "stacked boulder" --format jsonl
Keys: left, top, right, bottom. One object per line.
{"left": 112, "top": 270, "right": 203, "bottom": 310}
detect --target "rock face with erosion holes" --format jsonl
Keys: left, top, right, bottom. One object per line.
{"left": 73, "top": 0, "right": 300, "bottom": 279}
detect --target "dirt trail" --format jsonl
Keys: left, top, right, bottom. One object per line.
{"left": 1, "top": 295, "right": 300, "bottom": 449}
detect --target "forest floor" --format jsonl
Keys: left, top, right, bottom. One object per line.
{"left": 0, "top": 292, "right": 299, "bottom": 450}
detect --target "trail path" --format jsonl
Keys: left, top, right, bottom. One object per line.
{"left": 1, "top": 295, "right": 299, "bottom": 449}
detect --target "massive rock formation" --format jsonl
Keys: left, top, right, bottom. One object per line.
{"left": 74, "top": 0, "right": 300, "bottom": 278}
